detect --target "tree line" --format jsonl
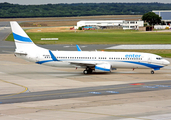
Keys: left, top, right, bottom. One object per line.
{"left": 0, "top": 2, "right": 171, "bottom": 18}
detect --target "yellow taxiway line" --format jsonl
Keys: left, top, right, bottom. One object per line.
{"left": 0, "top": 79, "right": 28, "bottom": 97}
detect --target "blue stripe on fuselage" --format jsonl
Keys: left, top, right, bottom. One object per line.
{"left": 36, "top": 60, "right": 54, "bottom": 64}
{"left": 49, "top": 50, "right": 59, "bottom": 61}
{"left": 36, "top": 50, "right": 59, "bottom": 64}
{"left": 122, "top": 61, "right": 163, "bottom": 69}
{"left": 13, "top": 33, "right": 32, "bottom": 42}
{"left": 36, "top": 59, "right": 163, "bottom": 70}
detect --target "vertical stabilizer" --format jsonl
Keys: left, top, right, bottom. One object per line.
{"left": 10, "top": 21, "right": 37, "bottom": 52}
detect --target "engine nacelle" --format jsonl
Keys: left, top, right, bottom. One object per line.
{"left": 95, "top": 64, "right": 111, "bottom": 72}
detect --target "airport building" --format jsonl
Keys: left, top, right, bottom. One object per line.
{"left": 75, "top": 20, "right": 144, "bottom": 30}
{"left": 122, "top": 21, "right": 144, "bottom": 30}
{"left": 152, "top": 10, "right": 171, "bottom": 29}
{"left": 76, "top": 20, "right": 124, "bottom": 28}
{"left": 152, "top": 10, "right": 171, "bottom": 25}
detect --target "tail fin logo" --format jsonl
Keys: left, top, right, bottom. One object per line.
{"left": 13, "top": 33, "right": 32, "bottom": 43}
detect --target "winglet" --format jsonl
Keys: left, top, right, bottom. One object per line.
{"left": 76, "top": 45, "right": 82, "bottom": 51}
{"left": 49, "top": 50, "right": 58, "bottom": 61}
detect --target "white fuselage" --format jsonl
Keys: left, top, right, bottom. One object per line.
{"left": 16, "top": 47, "right": 170, "bottom": 71}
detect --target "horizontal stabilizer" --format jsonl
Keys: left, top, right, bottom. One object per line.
{"left": 14, "top": 52, "right": 27, "bottom": 55}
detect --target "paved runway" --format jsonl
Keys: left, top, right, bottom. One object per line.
{"left": 0, "top": 80, "right": 171, "bottom": 104}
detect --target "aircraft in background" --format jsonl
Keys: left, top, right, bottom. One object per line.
{"left": 10, "top": 21, "right": 170, "bottom": 74}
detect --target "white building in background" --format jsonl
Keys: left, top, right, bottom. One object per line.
{"left": 76, "top": 20, "right": 124, "bottom": 29}
{"left": 75, "top": 20, "right": 144, "bottom": 30}
{"left": 123, "top": 21, "right": 144, "bottom": 30}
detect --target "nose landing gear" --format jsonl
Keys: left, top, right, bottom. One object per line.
{"left": 151, "top": 70, "right": 154, "bottom": 74}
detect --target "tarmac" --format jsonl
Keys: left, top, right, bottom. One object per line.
{"left": 0, "top": 54, "right": 171, "bottom": 120}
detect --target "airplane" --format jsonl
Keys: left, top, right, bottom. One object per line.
{"left": 10, "top": 21, "right": 170, "bottom": 74}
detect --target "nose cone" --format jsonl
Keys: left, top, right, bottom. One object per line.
{"left": 163, "top": 60, "right": 170, "bottom": 66}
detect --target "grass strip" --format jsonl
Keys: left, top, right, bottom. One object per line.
{"left": 6, "top": 29, "right": 171, "bottom": 45}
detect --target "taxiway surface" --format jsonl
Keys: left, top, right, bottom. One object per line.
{"left": 0, "top": 54, "right": 171, "bottom": 120}
{"left": 1, "top": 80, "right": 171, "bottom": 104}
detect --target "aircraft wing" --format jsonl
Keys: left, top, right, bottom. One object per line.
{"left": 69, "top": 61, "right": 112, "bottom": 72}
{"left": 49, "top": 50, "right": 111, "bottom": 72}
{"left": 69, "top": 61, "right": 96, "bottom": 67}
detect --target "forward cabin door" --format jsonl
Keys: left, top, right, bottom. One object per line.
{"left": 148, "top": 57, "right": 152, "bottom": 64}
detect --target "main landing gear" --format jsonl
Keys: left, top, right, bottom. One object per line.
{"left": 83, "top": 67, "right": 93, "bottom": 74}
{"left": 151, "top": 70, "right": 154, "bottom": 74}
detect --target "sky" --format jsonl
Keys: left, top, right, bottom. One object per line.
{"left": 0, "top": 0, "right": 171, "bottom": 5}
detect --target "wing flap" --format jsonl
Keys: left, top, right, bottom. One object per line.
{"left": 69, "top": 61, "right": 112, "bottom": 72}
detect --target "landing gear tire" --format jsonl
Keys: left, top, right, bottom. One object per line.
{"left": 83, "top": 70, "right": 88, "bottom": 74}
{"left": 83, "top": 68, "right": 93, "bottom": 74}
{"left": 151, "top": 70, "right": 154, "bottom": 74}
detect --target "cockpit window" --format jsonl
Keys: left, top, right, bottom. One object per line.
{"left": 156, "top": 57, "right": 163, "bottom": 60}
